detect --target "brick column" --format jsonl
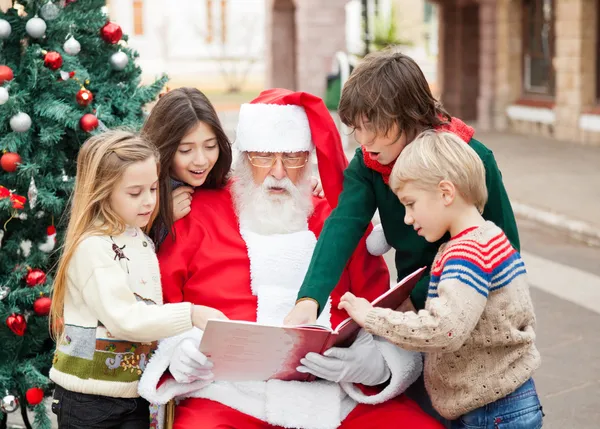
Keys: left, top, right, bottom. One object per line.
{"left": 477, "top": 0, "right": 497, "bottom": 130}
{"left": 554, "top": 0, "right": 597, "bottom": 140}
{"left": 266, "top": 0, "right": 298, "bottom": 90}
{"left": 439, "top": 2, "right": 480, "bottom": 121}
{"left": 294, "top": 0, "right": 346, "bottom": 97}
{"left": 493, "top": 0, "right": 522, "bottom": 130}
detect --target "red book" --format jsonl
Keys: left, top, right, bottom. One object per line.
{"left": 199, "top": 267, "right": 426, "bottom": 382}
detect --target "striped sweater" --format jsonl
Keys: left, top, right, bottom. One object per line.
{"left": 365, "top": 221, "right": 541, "bottom": 420}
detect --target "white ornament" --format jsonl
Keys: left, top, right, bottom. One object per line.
{"left": 40, "top": 2, "right": 61, "bottom": 21}
{"left": 63, "top": 36, "right": 81, "bottom": 55}
{"left": 0, "top": 18, "right": 11, "bottom": 39}
{"left": 25, "top": 17, "right": 47, "bottom": 39}
{"left": 10, "top": 112, "right": 32, "bottom": 133}
{"left": 0, "top": 285, "right": 10, "bottom": 301}
{"left": 0, "top": 229, "right": 3, "bottom": 248}
{"left": 39, "top": 230, "right": 57, "bottom": 253}
{"left": 0, "top": 87, "right": 8, "bottom": 105}
{"left": 28, "top": 177, "right": 38, "bottom": 209}
{"left": 110, "top": 51, "right": 129, "bottom": 71}
{"left": 20, "top": 240, "right": 32, "bottom": 257}
{"left": 1, "top": 392, "right": 19, "bottom": 413}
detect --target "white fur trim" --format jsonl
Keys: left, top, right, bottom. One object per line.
{"left": 240, "top": 228, "right": 332, "bottom": 327}
{"left": 138, "top": 328, "right": 211, "bottom": 405}
{"left": 236, "top": 103, "right": 314, "bottom": 153}
{"left": 340, "top": 337, "right": 422, "bottom": 404}
{"left": 366, "top": 224, "right": 392, "bottom": 256}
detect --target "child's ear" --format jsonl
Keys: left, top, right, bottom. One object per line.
{"left": 438, "top": 180, "right": 455, "bottom": 206}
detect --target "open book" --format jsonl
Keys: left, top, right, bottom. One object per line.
{"left": 199, "top": 266, "right": 426, "bottom": 382}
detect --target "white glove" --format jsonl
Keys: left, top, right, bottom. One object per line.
{"left": 366, "top": 223, "right": 392, "bottom": 256}
{"left": 297, "top": 330, "right": 391, "bottom": 386}
{"left": 169, "top": 338, "right": 214, "bottom": 384}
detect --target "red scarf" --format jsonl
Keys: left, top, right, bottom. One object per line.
{"left": 361, "top": 117, "right": 475, "bottom": 184}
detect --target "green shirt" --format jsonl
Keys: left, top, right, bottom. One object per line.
{"left": 298, "top": 138, "right": 520, "bottom": 312}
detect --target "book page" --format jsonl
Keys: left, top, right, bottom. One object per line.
{"left": 200, "top": 321, "right": 332, "bottom": 382}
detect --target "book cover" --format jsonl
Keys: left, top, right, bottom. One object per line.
{"left": 199, "top": 266, "right": 426, "bottom": 382}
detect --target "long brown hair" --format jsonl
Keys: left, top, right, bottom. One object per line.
{"left": 339, "top": 48, "right": 450, "bottom": 141}
{"left": 50, "top": 130, "right": 160, "bottom": 340}
{"left": 141, "top": 87, "right": 232, "bottom": 244}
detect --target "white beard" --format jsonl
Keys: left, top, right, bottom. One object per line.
{"left": 231, "top": 156, "right": 314, "bottom": 235}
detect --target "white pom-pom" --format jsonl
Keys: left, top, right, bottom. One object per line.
{"left": 366, "top": 223, "right": 392, "bottom": 256}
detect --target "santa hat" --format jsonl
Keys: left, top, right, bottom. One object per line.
{"left": 235, "top": 88, "right": 348, "bottom": 208}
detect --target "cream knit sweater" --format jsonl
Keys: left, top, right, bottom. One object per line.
{"left": 365, "top": 222, "right": 541, "bottom": 419}
{"left": 50, "top": 227, "right": 193, "bottom": 398}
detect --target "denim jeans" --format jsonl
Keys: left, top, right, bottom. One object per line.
{"left": 52, "top": 385, "right": 150, "bottom": 429}
{"left": 450, "top": 379, "right": 543, "bottom": 429}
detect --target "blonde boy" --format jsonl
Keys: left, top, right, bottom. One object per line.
{"left": 339, "top": 131, "right": 543, "bottom": 427}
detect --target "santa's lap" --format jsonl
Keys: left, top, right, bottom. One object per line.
{"left": 173, "top": 395, "right": 443, "bottom": 429}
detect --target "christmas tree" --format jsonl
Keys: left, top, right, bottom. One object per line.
{"left": 0, "top": 1, "right": 167, "bottom": 427}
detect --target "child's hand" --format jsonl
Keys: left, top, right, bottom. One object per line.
{"left": 310, "top": 176, "right": 324, "bottom": 198}
{"left": 338, "top": 292, "right": 374, "bottom": 328}
{"left": 284, "top": 300, "right": 318, "bottom": 326}
{"left": 172, "top": 186, "right": 194, "bottom": 221}
{"left": 191, "top": 305, "right": 228, "bottom": 330}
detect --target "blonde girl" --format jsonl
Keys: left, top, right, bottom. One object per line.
{"left": 49, "top": 130, "right": 224, "bottom": 429}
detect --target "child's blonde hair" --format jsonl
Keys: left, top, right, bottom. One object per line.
{"left": 50, "top": 129, "right": 159, "bottom": 339}
{"left": 390, "top": 130, "right": 488, "bottom": 212}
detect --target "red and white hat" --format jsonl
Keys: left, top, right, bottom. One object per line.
{"left": 235, "top": 88, "right": 348, "bottom": 208}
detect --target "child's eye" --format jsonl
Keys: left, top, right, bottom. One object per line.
{"left": 206, "top": 145, "right": 218, "bottom": 149}
{"left": 179, "top": 149, "right": 192, "bottom": 154}
{"left": 129, "top": 193, "right": 141, "bottom": 197}
{"left": 150, "top": 187, "right": 158, "bottom": 193}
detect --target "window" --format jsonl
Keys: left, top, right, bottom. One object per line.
{"left": 133, "top": 0, "right": 143, "bottom": 36}
{"left": 522, "top": 0, "right": 555, "bottom": 96}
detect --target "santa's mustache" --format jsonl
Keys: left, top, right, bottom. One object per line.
{"left": 261, "top": 176, "right": 296, "bottom": 193}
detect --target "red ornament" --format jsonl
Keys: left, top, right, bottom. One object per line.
{"left": 80, "top": 113, "right": 99, "bottom": 132}
{"left": 65, "top": 0, "right": 77, "bottom": 4}
{"left": 100, "top": 22, "right": 122, "bottom": 44}
{"left": 1, "top": 152, "right": 22, "bottom": 172}
{"left": 25, "top": 387, "right": 44, "bottom": 405}
{"left": 33, "top": 297, "right": 52, "bottom": 316}
{"left": 43, "top": 51, "right": 63, "bottom": 71}
{"left": 0, "top": 185, "right": 26, "bottom": 209}
{"left": 25, "top": 268, "right": 47, "bottom": 287}
{"left": 0, "top": 65, "right": 14, "bottom": 84}
{"left": 6, "top": 313, "right": 26, "bottom": 336}
{"left": 76, "top": 88, "right": 94, "bottom": 107}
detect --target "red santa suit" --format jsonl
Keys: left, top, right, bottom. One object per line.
{"left": 138, "top": 89, "right": 442, "bottom": 429}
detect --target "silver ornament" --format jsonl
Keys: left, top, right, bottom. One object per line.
{"left": 10, "top": 112, "right": 32, "bottom": 133}
{"left": 0, "top": 87, "right": 8, "bottom": 105}
{"left": 1, "top": 392, "right": 19, "bottom": 413}
{"left": 0, "top": 18, "right": 11, "bottom": 39}
{"left": 63, "top": 36, "right": 81, "bottom": 55}
{"left": 25, "top": 17, "right": 47, "bottom": 39}
{"left": 40, "top": 2, "right": 61, "bottom": 21}
{"left": 28, "top": 177, "right": 38, "bottom": 209}
{"left": 110, "top": 51, "right": 129, "bottom": 71}
{"left": 0, "top": 285, "right": 9, "bottom": 301}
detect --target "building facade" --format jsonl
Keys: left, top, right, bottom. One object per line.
{"left": 434, "top": 0, "right": 600, "bottom": 145}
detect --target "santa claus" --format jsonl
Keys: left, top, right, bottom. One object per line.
{"left": 139, "top": 89, "right": 441, "bottom": 429}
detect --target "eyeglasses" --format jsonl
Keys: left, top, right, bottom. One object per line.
{"left": 247, "top": 153, "right": 308, "bottom": 169}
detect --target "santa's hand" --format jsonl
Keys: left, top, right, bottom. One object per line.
{"left": 338, "top": 292, "right": 373, "bottom": 328}
{"left": 297, "top": 330, "right": 390, "bottom": 386}
{"left": 310, "top": 176, "right": 325, "bottom": 198}
{"left": 169, "top": 338, "right": 214, "bottom": 384}
{"left": 284, "top": 299, "right": 318, "bottom": 326}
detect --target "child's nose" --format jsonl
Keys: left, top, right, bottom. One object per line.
{"left": 404, "top": 212, "right": 413, "bottom": 225}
